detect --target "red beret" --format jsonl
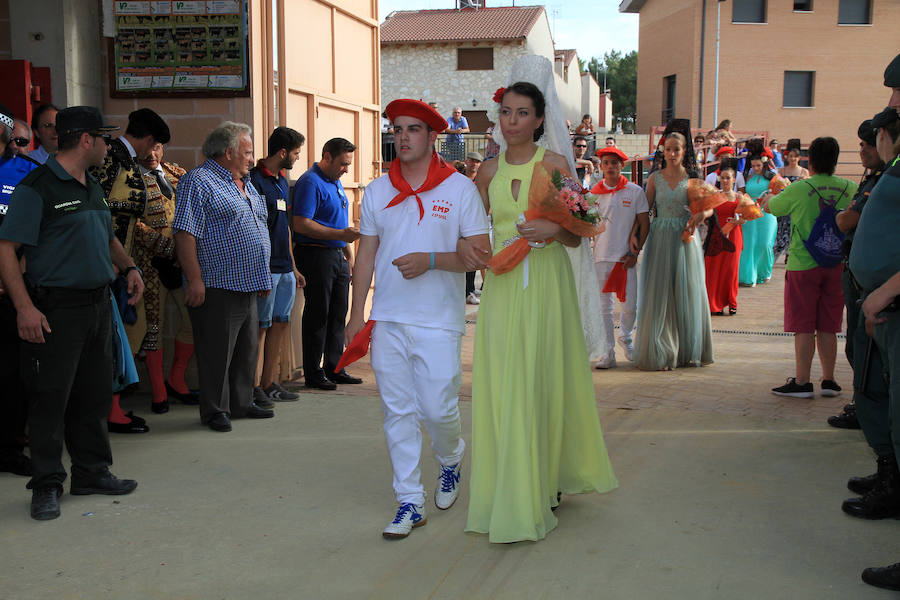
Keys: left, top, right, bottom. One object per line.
{"left": 385, "top": 99, "right": 448, "bottom": 133}
{"left": 595, "top": 147, "right": 629, "bottom": 162}
{"left": 715, "top": 146, "right": 735, "bottom": 157}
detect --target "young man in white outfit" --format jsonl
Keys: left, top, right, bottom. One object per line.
{"left": 590, "top": 147, "right": 650, "bottom": 368}
{"left": 345, "top": 99, "right": 490, "bottom": 539}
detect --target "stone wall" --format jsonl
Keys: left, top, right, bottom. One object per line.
{"left": 381, "top": 41, "right": 528, "bottom": 124}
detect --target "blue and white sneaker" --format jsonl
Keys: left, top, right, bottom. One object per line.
{"left": 382, "top": 502, "right": 426, "bottom": 539}
{"left": 435, "top": 463, "right": 461, "bottom": 510}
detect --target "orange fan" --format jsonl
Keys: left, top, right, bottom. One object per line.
{"left": 768, "top": 175, "right": 790, "bottom": 195}
{"left": 682, "top": 179, "right": 728, "bottom": 242}
{"left": 722, "top": 193, "right": 763, "bottom": 235}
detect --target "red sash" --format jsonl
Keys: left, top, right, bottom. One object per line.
{"left": 591, "top": 175, "right": 628, "bottom": 195}
{"left": 601, "top": 261, "right": 628, "bottom": 302}
{"left": 385, "top": 152, "right": 457, "bottom": 222}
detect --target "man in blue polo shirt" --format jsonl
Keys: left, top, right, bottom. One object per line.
{"left": 292, "top": 137, "right": 362, "bottom": 390}
{"left": 250, "top": 126, "right": 306, "bottom": 403}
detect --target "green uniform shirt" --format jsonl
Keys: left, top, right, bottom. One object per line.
{"left": 0, "top": 156, "right": 116, "bottom": 289}
{"left": 850, "top": 156, "right": 900, "bottom": 292}
{"left": 768, "top": 173, "right": 857, "bottom": 271}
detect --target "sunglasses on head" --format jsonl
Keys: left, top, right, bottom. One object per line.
{"left": 12, "top": 137, "right": 29, "bottom": 146}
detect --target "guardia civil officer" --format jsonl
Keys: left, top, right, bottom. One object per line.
{"left": 0, "top": 106, "right": 144, "bottom": 521}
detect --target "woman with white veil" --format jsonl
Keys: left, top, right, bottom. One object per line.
{"left": 493, "top": 55, "right": 608, "bottom": 362}
{"left": 461, "top": 55, "right": 617, "bottom": 543}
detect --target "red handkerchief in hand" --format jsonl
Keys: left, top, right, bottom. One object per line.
{"left": 334, "top": 320, "right": 375, "bottom": 373}
{"left": 602, "top": 262, "right": 627, "bottom": 302}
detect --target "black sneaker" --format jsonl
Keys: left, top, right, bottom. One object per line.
{"left": 772, "top": 377, "right": 814, "bottom": 398}
{"left": 821, "top": 379, "right": 842, "bottom": 397}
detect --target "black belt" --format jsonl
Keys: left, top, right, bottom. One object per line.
{"left": 28, "top": 284, "right": 109, "bottom": 307}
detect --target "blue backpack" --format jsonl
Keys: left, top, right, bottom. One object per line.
{"left": 801, "top": 181, "right": 849, "bottom": 268}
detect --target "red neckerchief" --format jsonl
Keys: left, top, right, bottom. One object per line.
{"left": 386, "top": 152, "right": 457, "bottom": 222}
{"left": 591, "top": 174, "right": 628, "bottom": 195}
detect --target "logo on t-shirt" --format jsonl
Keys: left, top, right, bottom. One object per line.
{"left": 431, "top": 198, "right": 453, "bottom": 221}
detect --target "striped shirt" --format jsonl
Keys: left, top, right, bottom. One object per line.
{"left": 173, "top": 159, "right": 272, "bottom": 292}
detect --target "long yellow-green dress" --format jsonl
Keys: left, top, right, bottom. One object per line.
{"left": 465, "top": 147, "right": 618, "bottom": 543}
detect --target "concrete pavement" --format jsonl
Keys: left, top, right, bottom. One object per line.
{"left": 1, "top": 262, "right": 896, "bottom": 599}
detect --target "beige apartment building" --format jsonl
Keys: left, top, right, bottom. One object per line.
{"left": 620, "top": 0, "right": 899, "bottom": 161}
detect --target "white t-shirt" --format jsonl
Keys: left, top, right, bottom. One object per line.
{"left": 705, "top": 170, "right": 745, "bottom": 191}
{"left": 591, "top": 181, "right": 649, "bottom": 263}
{"left": 360, "top": 170, "right": 490, "bottom": 334}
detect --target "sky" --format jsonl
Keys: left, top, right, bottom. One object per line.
{"left": 378, "top": 0, "right": 639, "bottom": 63}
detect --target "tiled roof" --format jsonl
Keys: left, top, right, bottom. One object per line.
{"left": 555, "top": 48, "right": 577, "bottom": 66}
{"left": 381, "top": 6, "right": 545, "bottom": 44}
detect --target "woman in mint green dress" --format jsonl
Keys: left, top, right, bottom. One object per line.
{"left": 461, "top": 81, "right": 617, "bottom": 543}
{"left": 633, "top": 133, "right": 714, "bottom": 371}
{"left": 739, "top": 155, "right": 777, "bottom": 285}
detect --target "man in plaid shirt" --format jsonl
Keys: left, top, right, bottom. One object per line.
{"left": 173, "top": 121, "right": 275, "bottom": 432}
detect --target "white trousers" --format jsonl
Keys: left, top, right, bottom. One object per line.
{"left": 593, "top": 260, "right": 639, "bottom": 358}
{"left": 370, "top": 321, "right": 466, "bottom": 506}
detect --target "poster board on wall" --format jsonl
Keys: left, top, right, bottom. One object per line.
{"left": 108, "top": 0, "right": 250, "bottom": 98}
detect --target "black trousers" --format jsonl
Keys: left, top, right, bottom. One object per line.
{"left": 465, "top": 271, "right": 476, "bottom": 296}
{"left": 0, "top": 297, "right": 27, "bottom": 458}
{"left": 20, "top": 287, "right": 114, "bottom": 489}
{"left": 293, "top": 245, "right": 350, "bottom": 377}
{"left": 188, "top": 288, "right": 257, "bottom": 423}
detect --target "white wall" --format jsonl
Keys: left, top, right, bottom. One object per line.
{"left": 524, "top": 12, "right": 555, "bottom": 62}
{"left": 581, "top": 71, "right": 600, "bottom": 125}
{"left": 9, "top": 0, "right": 103, "bottom": 107}
{"left": 555, "top": 55, "right": 582, "bottom": 127}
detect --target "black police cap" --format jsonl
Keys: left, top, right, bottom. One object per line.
{"left": 56, "top": 106, "right": 119, "bottom": 136}
{"left": 858, "top": 119, "right": 876, "bottom": 147}
{"left": 871, "top": 106, "right": 899, "bottom": 132}
{"left": 885, "top": 53, "right": 900, "bottom": 88}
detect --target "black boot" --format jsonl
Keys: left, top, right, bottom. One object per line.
{"left": 862, "top": 562, "right": 900, "bottom": 591}
{"left": 842, "top": 455, "right": 900, "bottom": 519}
{"left": 827, "top": 403, "right": 860, "bottom": 429}
{"left": 848, "top": 454, "right": 894, "bottom": 495}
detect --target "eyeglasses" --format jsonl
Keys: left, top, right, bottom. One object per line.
{"left": 11, "top": 137, "right": 29, "bottom": 147}
{"left": 574, "top": 144, "right": 588, "bottom": 149}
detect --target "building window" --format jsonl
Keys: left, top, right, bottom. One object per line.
{"left": 793, "top": 0, "right": 812, "bottom": 11}
{"left": 732, "top": 0, "right": 766, "bottom": 23}
{"left": 838, "top": 0, "right": 871, "bottom": 24}
{"left": 783, "top": 71, "right": 815, "bottom": 107}
{"left": 662, "top": 74, "right": 676, "bottom": 124}
{"left": 457, "top": 48, "right": 493, "bottom": 71}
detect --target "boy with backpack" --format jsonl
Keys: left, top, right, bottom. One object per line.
{"left": 766, "top": 136, "right": 858, "bottom": 398}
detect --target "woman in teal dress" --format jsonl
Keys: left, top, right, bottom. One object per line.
{"left": 633, "top": 132, "right": 714, "bottom": 371}
{"left": 461, "top": 80, "right": 617, "bottom": 543}
{"left": 739, "top": 155, "right": 778, "bottom": 285}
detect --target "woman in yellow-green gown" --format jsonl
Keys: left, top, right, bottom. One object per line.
{"left": 463, "top": 79, "right": 617, "bottom": 543}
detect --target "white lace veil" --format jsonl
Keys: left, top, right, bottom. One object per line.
{"left": 497, "top": 55, "right": 577, "bottom": 176}
{"left": 498, "top": 55, "right": 607, "bottom": 362}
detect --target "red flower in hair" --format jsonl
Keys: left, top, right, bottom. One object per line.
{"left": 493, "top": 87, "right": 506, "bottom": 104}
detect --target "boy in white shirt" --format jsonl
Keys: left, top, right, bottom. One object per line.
{"left": 345, "top": 99, "right": 490, "bottom": 539}
{"left": 590, "top": 147, "right": 650, "bottom": 368}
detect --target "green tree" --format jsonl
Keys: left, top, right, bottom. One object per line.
{"left": 585, "top": 50, "right": 637, "bottom": 132}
